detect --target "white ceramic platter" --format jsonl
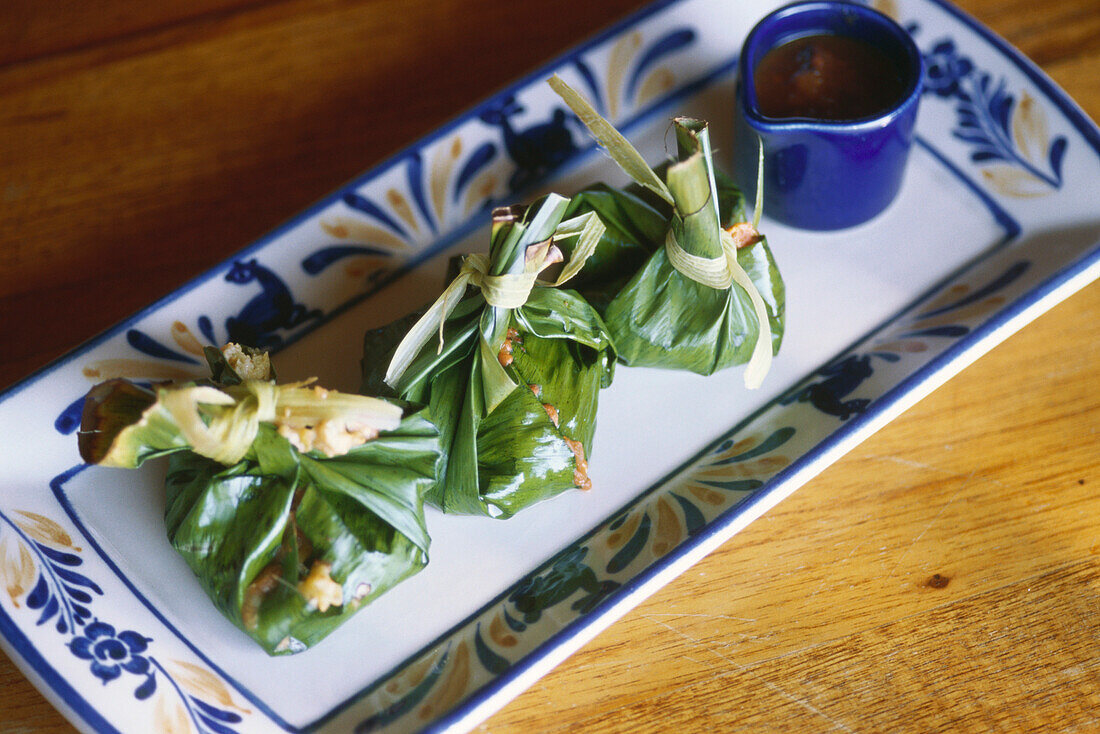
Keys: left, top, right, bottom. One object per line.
{"left": 1, "top": 0, "right": 1097, "bottom": 731}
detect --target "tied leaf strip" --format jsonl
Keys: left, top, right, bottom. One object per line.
{"left": 548, "top": 74, "right": 674, "bottom": 206}
{"left": 383, "top": 210, "right": 605, "bottom": 389}
{"left": 548, "top": 75, "right": 774, "bottom": 389}
{"left": 146, "top": 381, "right": 403, "bottom": 466}
{"left": 160, "top": 383, "right": 273, "bottom": 465}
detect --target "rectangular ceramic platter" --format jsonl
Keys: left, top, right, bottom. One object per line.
{"left": 1, "top": 0, "right": 1098, "bottom": 731}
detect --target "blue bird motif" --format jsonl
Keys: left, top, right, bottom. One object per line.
{"left": 781, "top": 354, "right": 876, "bottom": 420}
{"left": 224, "top": 259, "right": 322, "bottom": 349}
{"left": 508, "top": 546, "right": 618, "bottom": 624}
{"left": 479, "top": 95, "right": 578, "bottom": 193}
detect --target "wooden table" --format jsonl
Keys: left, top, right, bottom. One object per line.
{"left": 1, "top": 0, "right": 1097, "bottom": 730}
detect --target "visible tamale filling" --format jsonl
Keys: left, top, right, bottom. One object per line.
{"left": 498, "top": 328, "right": 522, "bottom": 368}
{"left": 298, "top": 560, "right": 343, "bottom": 612}
{"left": 563, "top": 437, "right": 592, "bottom": 491}
{"left": 242, "top": 563, "right": 283, "bottom": 630}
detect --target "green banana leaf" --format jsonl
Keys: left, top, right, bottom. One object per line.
{"left": 78, "top": 346, "right": 441, "bottom": 655}
{"left": 557, "top": 183, "right": 667, "bottom": 314}
{"left": 361, "top": 195, "right": 615, "bottom": 518}
{"left": 563, "top": 165, "right": 786, "bottom": 375}
{"left": 551, "top": 77, "right": 786, "bottom": 379}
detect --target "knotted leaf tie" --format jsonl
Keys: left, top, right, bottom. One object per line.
{"left": 663, "top": 223, "right": 773, "bottom": 389}
{"left": 549, "top": 75, "right": 774, "bottom": 389}
{"left": 160, "top": 380, "right": 402, "bottom": 465}
{"left": 161, "top": 383, "right": 274, "bottom": 465}
{"left": 663, "top": 140, "right": 772, "bottom": 389}
{"left": 383, "top": 209, "right": 605, "bottom": 389}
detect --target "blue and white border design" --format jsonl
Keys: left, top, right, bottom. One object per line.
{"left": 1, "top": 0, "right": 1098, "bottom": 732}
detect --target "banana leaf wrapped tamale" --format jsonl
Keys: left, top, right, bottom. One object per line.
{"left": 549, "top": 76, "right": 785, "bottom": 385}
{"left": 78, "top": 345, "right": 441, "bottom": 655}
{"left": 361, "top": 195, "right": 614, "bottom": 518}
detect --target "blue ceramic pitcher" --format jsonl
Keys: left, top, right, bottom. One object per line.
{"left": 734, "top": 1, "right": 925, "bottom": 230}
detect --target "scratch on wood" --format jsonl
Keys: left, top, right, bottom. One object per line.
{"left": 715, "top": 651, "right": 857, "bottom": 731}
{"left": 743, "top": 673, "right": 857, "bottom": 733}
{"left": 643, "top": 613, "right": 758, "bottom": 623}
{"left": 810, "top": 538, "right": 868, "bottom": 598}
{"left": 641, "top": 615, "right": 855, "bottom": 732}
{"left": 887, "top": 473, "right": 973, "bottom": 578}
{"left": 865, "top": 453, "right": 949, "bottom": 473}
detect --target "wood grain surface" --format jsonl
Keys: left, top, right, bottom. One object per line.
{"left": 1, "top": 0, "right": 1097, "bottom": 731}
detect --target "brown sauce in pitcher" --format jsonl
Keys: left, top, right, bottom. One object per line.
{"left": 753, "top": 33, "right": 906, "bottom": 120}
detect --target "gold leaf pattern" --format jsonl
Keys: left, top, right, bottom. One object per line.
{"left": 418, "top": 641, "right": 469, "bottom": 721}
{"left": 431, "top": 137, "right": 462, "bottom": 224}
{"left": 713, "top": 435, "right": 760, "bottom": 461}
{"left": 343, "top": 258, "right": 389, "bottom": 279}
{"left": 489, "top": 611, "right": 518, "bottom": 647}
{"left": 155, "top": 693, "right": 193, "bottom": 734}
{"left": 911, "top": 296, "right": 1007, "bottom": 332}
{"left": 463, "top": 173, "right": 498, "bottom": 216}
{"left": 756, "top": 455, "right": 789, "bottom": 473}
{"left": 921, "top": 284, "right": 970, "bottom": 313}
{"left": 320, "top": 217, "right": 410, "bottom": 252}
{"left": 386, "top": 651, "right": 439, "bottom": 695}
{"left": 695, "top": 456, "right": 780, "bottom": 481}
{"left": 0, "top": 535, "right": 35, "bottom": 607}
{"left": 607, "top": 31, "right": 642, "bottom": 119}
{"left": 168, "top": 660, "right": 250, "bottom": 714}
{"left": 872, "top": 0, "right": 900, "bottom": 19}
{"left": 1012, "top": 93, "right": 1047, "bottom": 167}
{"left": 636, "top": 68, "right": 676, "bottom": 108}
{"left": 652, "top": 497, "right": 681, "bottom": 557}
{"left": 171, "top": 321, "right": 207, "bottom": 357}
{"left": 14, "top": 512, "right": 78, "bottom": 550}
{"left": 606, "top": 511, "right": 642, "bottom": 550}
{"left": 386, "top": 189, "right": 420, "bottom": 234}
{"left": 982, "top": 166, "right": 1050, "bottom": 198}
{"left": 685, "top": 483, "right": 726, "bottom": 506}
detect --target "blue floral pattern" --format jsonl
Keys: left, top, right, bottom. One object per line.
{"left": 70, "top": 621, "right": 152, "bottom": 686}
{"left": 1, "top": 500, "right": 248, "bottom": 732}
{"left": 223, "top": 258, "right": 322, "bottom": 349}
{"left": 479, "top": 97, "right": 579, "bottom": 193}
{"left": 923, "top": 38, "right": 974, "bottom": 99}
{"left": 920, "top": 37, "right": 1068, "bottom": 192}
